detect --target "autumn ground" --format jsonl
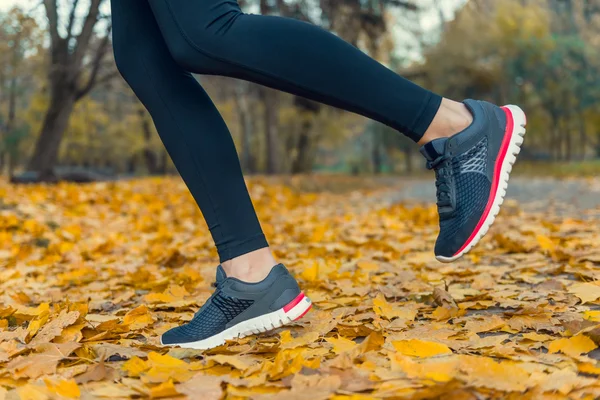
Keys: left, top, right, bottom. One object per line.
{"left": 1, "top": 176, "right": 600, "bottom": 399}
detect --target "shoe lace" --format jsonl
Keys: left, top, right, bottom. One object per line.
{"left": 426, "top": 154, "right": 454, "bottom": 211}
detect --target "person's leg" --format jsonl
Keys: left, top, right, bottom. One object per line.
{"left": 145, "top": 0, "right": 471, "bottom": 145}
{"left": 112, "top": 0, "right": 313, "bottom": 350}
{"left": 146, "top": 0, "right": 526, "bottom": 262}
{"left": 111, "top": 0, "right": 274, "bottom": 281}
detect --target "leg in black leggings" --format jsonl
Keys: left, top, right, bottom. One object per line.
{"left": 112, "top": 0, "right": 528, "bottom": 349}
{"left": 147, "top": 0, "right": 441, "bottom": 142}
{"left": 112, "top": 0, "right": 267, "bottom": 263}
{"left": 112, "top": 0, "right": 442, "bottom": 264}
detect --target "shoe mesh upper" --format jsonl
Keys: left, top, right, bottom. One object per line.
{"left": 437, "top": 137, "right": 491, "bottom": 248}
{"left": 163, "top": 293, "right": 254, "bottom": 343}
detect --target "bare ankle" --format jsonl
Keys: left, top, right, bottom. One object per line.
{"left": 221, "top": 248, "right": 277, "bottom": 283}
{"left": 418, "top": 98, "right": 473, "bottom": 146}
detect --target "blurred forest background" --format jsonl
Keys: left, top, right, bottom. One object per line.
{"left": 1, "top": 0, "right": 600, "bottom": 181}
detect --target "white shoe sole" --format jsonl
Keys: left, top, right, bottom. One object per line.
{"left": 160, "top": 292, "right": 312, "bottom": 350}
{"left": 437, "top": 105, "right": 527, "bottom": 263}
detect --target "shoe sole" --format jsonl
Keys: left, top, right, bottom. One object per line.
{"left": 436, "top": 105, "right": 527, "bottom": 263}
{"left": 160, "top": 292, "right": 312, "bottom": 350}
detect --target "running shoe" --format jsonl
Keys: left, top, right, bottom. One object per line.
{"left": 420, "top": 100, "right": 527, "bottom": 262}
{"left": 160, "top": 264, "right": 312, "bottom": 350}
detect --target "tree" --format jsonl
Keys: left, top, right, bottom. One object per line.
{"left": 0, "top": 7, "right": 39, "bottom": 176}
{"left": 253, "top": 0, "right": 418, "bottom": 174}
{"left": 27, "top": 0, "right": 116, "bottom": 180}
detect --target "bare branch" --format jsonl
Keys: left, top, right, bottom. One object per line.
{"left": 75, "top": 23, "right": 114, "bottom": 100}
{"left": 72, "top": 0, "right": 103, "bottom": 65}
{"left": 43, "top": 0, "right": 60, "bottom": 47}
{"left": 382, "top": 0, "right": 418, "bottom": 11}
{"left": 66, "top": 0, "right": 81, "bottom": 42}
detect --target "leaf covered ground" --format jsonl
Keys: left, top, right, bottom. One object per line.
{"left": 1, "top": 177, "right": 600, "bottom": 399}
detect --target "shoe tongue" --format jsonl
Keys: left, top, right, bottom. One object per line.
{"left": 215, "top": 265, "right": 227, "bottom": 283}
{"left": 419, "top": 138, "right": 448, "bottom": 161}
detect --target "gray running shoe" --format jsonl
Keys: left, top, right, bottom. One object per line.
{"left": 160, "top": 264, "right": 311, "bottom": 350}
{"left": 420, "top": 100, "right": 527, "bottom": 262}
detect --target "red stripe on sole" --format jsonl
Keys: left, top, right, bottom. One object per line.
{"left": 294, "top": 304, "right": 312, "bottom": 321}
{"left": 283, "top": 292, "right": 306, "bottom": 313}
{"left": 453, "top": 107, "right": 515, "bottom": 257}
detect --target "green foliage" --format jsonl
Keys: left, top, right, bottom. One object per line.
{"left": 423, "top": 0, "right": 600, "bottom": 161}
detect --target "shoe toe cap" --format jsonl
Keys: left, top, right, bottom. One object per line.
{"left": 160, "top": 326, "right": 189, "bottom": 346}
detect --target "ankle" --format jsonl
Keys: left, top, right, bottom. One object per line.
{"left": 418, "top": 98, "right": 473, "bottom": 146}
{"left": 221, "top": 248, "right": 277, "bottom": 283}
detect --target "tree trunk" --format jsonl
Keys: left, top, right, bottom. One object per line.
{"left": 565, "top": 121, "right": 572, "bottom": 161}
{"left": 549, "top": 113, "right": 560, "bottom": 161}
{"left": 27, "top": 0, "right": 115, "bottom": 181}
{"left": 2, "top": 76, "right": 18, "bottom": 174}
{"left": 404, "top": 147, "right": 413, "bottom": 173}
{"left": 27, "top": 87, "right": 76, "bottom": 180}
{"left": 139, "top": 108, "right": 159, "bottom": 174}
{"left": 157, "top": 149, "right": 169, "bottom": 174}
{"left": 578, "top": 113, "right": 587, "bottom": 160}
{"left": 291, "top": 97, "right": 320, "bottom": 174}
{"left": 3, "top": 32, "right": 20, "bottom": 175}
{"left": 291, "top": 120, "right": 313, "bottom": 174}
{"left": 7, "top": 152, "right": 17, "bottom": 178}
{"left": 372, "top": 138, "right": 383, "bottom": 174}
{"left": 234, "top": 82, "right": 256, "bottom": 173}
{"left": 259, "top": 87, "right": 280, "bottom": 174}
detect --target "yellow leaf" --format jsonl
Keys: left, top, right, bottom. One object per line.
{"left": 325, "top": 336, "right": 357, "bottom": 354}
{"left": 356, "top": 260, "right": 380, "bottom": 271}
{"left": 568, "top": 283, "right": 600, "bottom": 304}
{"left": 432, "top": 306, "right": 462, "bottom": 321}
{"left": 391, "top": 353, "right": 456, "bottom": 382}
{"left": 464, "top": 315, "right": 505, "bottom": 333}
{"left": 584, "top": 310, "right": 600, "bottom": 322}
{"left": 30, "top": 310, "right": 80, "bottom": 345}
{"left": 458, "top": 355, "right": 532, "bottom": 392}
{"left": 301, "top": 262, "right": 319, "bottom": 282}
{"left": 144, "top": 352, "right": 193, "bottom": 383}
{"left": 16, "top": 384, "right": 49, "bottom": 400}
{"left": 123, "top": 305, "right": 155, "bottom": 329}
{"left": 536, "top": 234, "right": 555, "bottom": 252}
{"left": 578, "top": 362, "right": 600, "bottom": 375}
{"left": 279, "top": 330, "right": 293, "bottom": 345}
{"left": 311, "top": 225, "right": 326, "bottom": 242}
{"left": 27, "top": 312, "right": 50, "bottom": 337}
{"left": 44, "top": 378, "right": 80, "bottom": 399}
{"left": 281, "top": 331, "right": 320, "bottom": 350}
{"left": 548, "top": 335, "right": 597, "bottom": 357}
{"left": 147, "top": 351, "right": 187, "bottom": 368}
{"left": 263, "top": 349, "right": 319, "bottom": 381}
{"left": 7, "top": 342, "right": 80, "bottom": 379}
{"left": 122, "top": 356, "right": 149, "bottom": 377}
{"left": 392, "top": 339, "right": 452, "bottom": 358}
{"left": 208, "top": 354, "right": 255, "bottom": 371}
{"left": 521, "top": 332, "right": 552, "bottom": 342}
{"left": 150, "top": 379, "right": 180, "bottom": 399}
{"left": 372, "top": 293, "right": 415, "bottom": 320}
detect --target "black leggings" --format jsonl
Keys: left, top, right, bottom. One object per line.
{"left": 111, "top": 0, "right": 442, "bottom": 262}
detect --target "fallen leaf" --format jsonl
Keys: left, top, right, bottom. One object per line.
{"left": 44, "top": 378, "right": 80, "bottom": 399}
{"left": 548, "top": 334, "right": 598, "bottom": 357}
{"left": 149, "top": 379, "right": 180, "bottom": 398}
{"left": 392, "top": 339, "right": 452, "bottom": 358}
{"left": 7, "top": 342, "right": 80, "bottom": 379}
{"left": 569, "top": 282, "right": 600, "bottom": 304}
{"left": 176, "top": 373, "right": 223, "bottom": 400}
{"left": 30, "top": 310, "right": 79, "bottom": 345}
{"left": 372, "top": 293, "right": 416, "bottom": 320}
{"left": 325, "top": 336, "right": 357, "bottom": 354}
